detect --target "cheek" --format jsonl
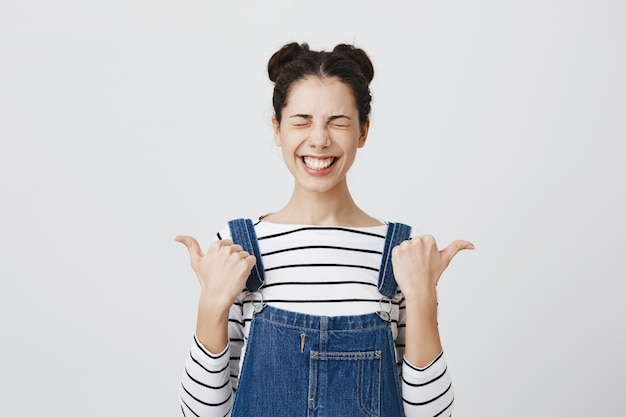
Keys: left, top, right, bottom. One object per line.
{"left": 280, "top": 145, "right": 300, "bottom": 165}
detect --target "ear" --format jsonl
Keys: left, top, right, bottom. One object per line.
{"left": 358, "top": 118, "right": 370, "bottom": 148}
{"left": 272, "top": 116, "right": 281, "bottom": 146}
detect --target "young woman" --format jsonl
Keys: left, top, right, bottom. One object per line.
{"left": 176, "top": 42, "right": 473, "bottom": 417}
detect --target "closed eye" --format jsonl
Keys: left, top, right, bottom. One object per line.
{"left": 328, "top": 115, "right": 352, "bottom": 128}
{"left": 289, "top": 115, "right": 312, "bottom": 128}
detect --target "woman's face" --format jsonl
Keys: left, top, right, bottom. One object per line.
{"left": 273, "top": 76, "right": 369, "bottom": 195}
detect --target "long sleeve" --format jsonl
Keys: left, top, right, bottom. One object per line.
{"left": 402, "top": 352, "right": 454, "bottom": 417}
{"left": 396, "top": 297, "right": 455, "bottom": 417}
{"left": 179, "top": 297, "right": 245, "bottom": 417}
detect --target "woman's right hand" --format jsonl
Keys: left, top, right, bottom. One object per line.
{"left": 175, "top": 236, "right": 257, "bottom": 310}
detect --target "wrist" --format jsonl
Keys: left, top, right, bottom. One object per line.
{"left": 403, "top": 285, "right": 437, "bottom": 306}
{"left": 403, "top": 286, "right": 438, "bottom": 321}
{"left": 402, "top": 287, "right": 442, "bottom": 367}
{"left": 195, "top": 294, "right": 231, "bottom": 354}
{"left": 198, "top": 291, "right": 233, "bottom": 315}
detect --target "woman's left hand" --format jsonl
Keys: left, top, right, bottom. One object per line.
{"left": 391, "top": 235, "right": 474, "bottom": 300}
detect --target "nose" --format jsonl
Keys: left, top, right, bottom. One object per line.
{"left": 308, "top": 123, "right": 331, "bottom": 149}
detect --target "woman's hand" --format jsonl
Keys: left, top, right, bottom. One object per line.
{"left": 392, "top": 235, "right": 473, "bottom": 367}
{"left": 391, "top": 235, "right": 474, "bottom": 300}
{"left": 175, "top": 236, "right": 257, "bottom": 353}
{"left": 175, "top": 236, "right": 256, "bottom": 310}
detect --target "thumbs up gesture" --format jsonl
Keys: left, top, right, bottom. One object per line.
{"left": 175, "top": 236, "right": 257, "bottom": 310}
{"left": 391, "top": 235, "right": 474, "bottom": 300}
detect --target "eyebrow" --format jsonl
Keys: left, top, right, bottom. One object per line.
{"left": 289, "top": 114, "right": 352, "bottom": 121}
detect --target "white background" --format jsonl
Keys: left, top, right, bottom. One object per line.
{"left": 1, "top": 1, "right": 625, "bottom": 416}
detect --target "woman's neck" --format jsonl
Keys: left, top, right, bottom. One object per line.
{"left": 263, "top": 185, "right": 382, "bottom": 227}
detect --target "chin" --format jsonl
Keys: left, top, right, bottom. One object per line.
{"left": 297, "top": 179, "right": 345, "bottom": 194}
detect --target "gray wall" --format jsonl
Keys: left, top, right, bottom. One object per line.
{"left": 1, "top": 1, "right": 624, "bottom": 415}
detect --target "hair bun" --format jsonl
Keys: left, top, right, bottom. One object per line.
{"left": 331, "top": 44, "right": 374, "bottom": 83}
{"left": 267, "top": 42, "right": 310, "bottom": 82}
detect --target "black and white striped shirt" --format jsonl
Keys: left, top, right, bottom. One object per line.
{"left": 180, "top": 220, "right": 454, "bottom": 417}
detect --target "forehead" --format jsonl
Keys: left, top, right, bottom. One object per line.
{"left": 285, "top": 76, "right": 357, "bottom": 113}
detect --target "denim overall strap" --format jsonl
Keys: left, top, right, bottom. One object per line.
{"left": 227, "top": 218, "right": 265, "bottom": 292}
{"left": 377, "top": 222, "right": 412, "bottom": 299}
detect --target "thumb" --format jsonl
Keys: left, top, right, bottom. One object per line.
{"left": 440, "top": 240, "right": 474, "bottom": 269}
{"left": 175, "top": 235, "right": 203, "bottom": 265}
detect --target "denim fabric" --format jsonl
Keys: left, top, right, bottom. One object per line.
{"left": 377, "top": 222, "right": 412, "bottom": 299}
{"left": 230, "top": 305, "right": 405, "bottom": 417}
{"left": 228, "top": 219, "right": 411, "bottom": 416}
{"left": 227, "top": 218, "right": 265, "bottom": 292}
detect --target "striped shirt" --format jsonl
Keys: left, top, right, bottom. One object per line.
{"left": 180, "top": 220, "right": 454, "bottom": 417}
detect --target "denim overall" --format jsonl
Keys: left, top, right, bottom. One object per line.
{"left": 228, "top": 219, "right": 411, "bottom": 417}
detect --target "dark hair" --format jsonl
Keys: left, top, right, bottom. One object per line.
{"left": 267, "top": 42, "right": 374, "bottom": 126}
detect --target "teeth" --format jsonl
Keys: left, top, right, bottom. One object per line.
{"left": 303, "top": 157, "right": 335, "bottom": 170}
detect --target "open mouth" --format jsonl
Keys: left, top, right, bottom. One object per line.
{"left": 302, "top": 156, "right": 337, "bottom": 171}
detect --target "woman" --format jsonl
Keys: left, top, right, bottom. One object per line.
{"left": 176, "top": 42, "right": 473, "bottom": 417}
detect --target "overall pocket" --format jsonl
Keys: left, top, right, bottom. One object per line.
{"left": 308, "top": 350, "right": 382, "bottom": 417}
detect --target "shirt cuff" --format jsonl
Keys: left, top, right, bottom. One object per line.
{"left": 402, "top": 351, "right": 447, "bottom": 383}
{"left": 191, "top": 334, "right": 230, "bottom": 367}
